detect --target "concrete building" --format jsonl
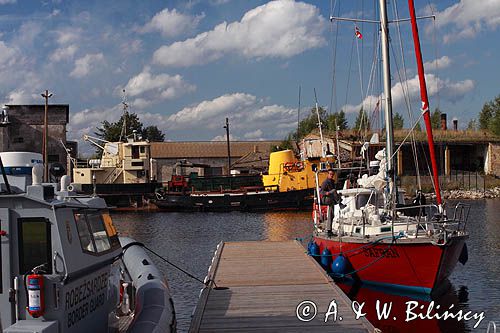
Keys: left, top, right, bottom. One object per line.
{"left": 150, "top": 141, "right": 280, "bottom": 182}
{"left": 0, "top": 104, "right": 70, "bottom": 169}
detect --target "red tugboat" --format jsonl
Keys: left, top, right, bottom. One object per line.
{"left": 309, "top": 0, "right": 469, "bottom": 294}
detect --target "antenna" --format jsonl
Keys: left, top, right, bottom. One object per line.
{"left": 313, "top": 88, "right": 325, "bottom": 158}
{"left": 119, "top": 89, "right": 129, "bottom": 142}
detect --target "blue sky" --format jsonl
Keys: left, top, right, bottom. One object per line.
{"left": 0, "top": 0, "right": 498, "bottom": 152}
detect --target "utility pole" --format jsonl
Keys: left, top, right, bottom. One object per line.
{"left": 41, "top": 90, "right": 53, "bottom": 182}
{"left": 223, "top": 118, "right": 231, "bottom": 175}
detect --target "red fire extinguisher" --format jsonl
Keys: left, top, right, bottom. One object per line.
{"left": 27, "top": 274, "right": 44, "bottom": 318}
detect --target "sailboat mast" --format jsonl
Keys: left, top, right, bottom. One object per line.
{"left": 314, "top": 88, "right": 325, "bottom": 158}
{"left": 379, "top": 0, "right": 396, "bottom": 201}
{"left": 407, "top": 0, "right": 443, "bottom": 207}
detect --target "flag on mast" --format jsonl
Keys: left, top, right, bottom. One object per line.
{"left": 355, "top": 26, "right": 363, "bottom": 39}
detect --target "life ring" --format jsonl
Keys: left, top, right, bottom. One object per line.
{"left": 295, "top": 161, "right": 304, "bottom": 171}
{"left": 283, "top": 162, "right": 294, "bottom": 172}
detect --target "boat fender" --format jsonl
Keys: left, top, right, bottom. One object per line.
{"left": 310, "top": 242, "right": 320, "bottom": 262}
{"left": 458, "top": 243, "right": 468, "bottom": 265}
{"left": 320, "top": 248, "right": 332, "bottom": 272}
{"left": 331, "top": 255, "right": 347, "bottom": 278}
{"left": 307, "top": 240, "right": 313, "bottom": 255}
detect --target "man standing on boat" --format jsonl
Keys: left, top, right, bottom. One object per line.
{"left": 320, "top": 169, "right": 341, "bottom": 237}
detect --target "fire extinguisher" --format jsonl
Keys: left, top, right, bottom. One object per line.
{"left": 26, "top": 274, "right": 44, "bottom": 318}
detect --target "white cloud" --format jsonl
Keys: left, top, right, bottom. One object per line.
{"left": 243, "top": 129, "right": 263, "bottom": 139}
{"left": 434, "top": 0, "right": 500, "bottom": 43}
{"left": 5, "top": 89, "right": 34, "bottom": 104}
{"left": 50, "top": 44, "right": 78, "bottom": 62}
{"left": 0, "top": 41, "right": 18, "bottom": 68}
{"left": 54, "top": 28, "right": 82, "bottom": 45}
{"left": 423, "top": 56, "right": 452, "bottom": 72}
{"left": 121, "top": 67, "right": 196, "bottom": 108}
{"left": 210, "top": 0, "right": 231, "bottom": 5}
{"left": 0, "top": 0, "right": 16, "bottom": 4}
{"left": 166, "top": 92, "right": 296, "bottom": 140}
{"left": 153, "top": 0, "right": 326, "bottom": 67}
{"left": 140, "top": 8, "right": 204, "bottom": 37}
{"left": 212, "top": 133, "right": 239, "bottom": 141}
{"left": 70, "top": 53, "right": 104, "bottom": 78}
{"left": 341, "top": 74, "right": 475, "bottom": 114}
{"left": 167, "top": 93, "right": 256, "bottom": 127}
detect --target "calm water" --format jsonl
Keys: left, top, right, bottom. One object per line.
{"left": 112, "top": 199, "right": 499, "bottom": 332}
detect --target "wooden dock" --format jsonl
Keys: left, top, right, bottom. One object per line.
{"left": 189, "top": 240, "right": 377, "bottom": 332}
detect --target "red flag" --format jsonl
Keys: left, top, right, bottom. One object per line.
{"left": 355, "top": 26, "right": 363, "bottom": 39}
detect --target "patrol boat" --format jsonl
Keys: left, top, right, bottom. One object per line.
{"left": 0, "top": 152, "right": 175, "bottom": 332}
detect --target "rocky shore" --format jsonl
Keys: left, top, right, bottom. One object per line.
{"left": 441, "top": 187, "right": 500, "bottom": 199}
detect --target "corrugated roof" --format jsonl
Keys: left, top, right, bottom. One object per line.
{"left": 151, "top": 141, "right": 280, "bottom": 159}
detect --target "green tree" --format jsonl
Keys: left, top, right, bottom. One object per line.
{"left": 414, "top": 122, "right": 422, "bottom": 131}
{"left": 295, "top": 106, "right": 328, "bottom": 140}
{"left": 478, "top": 95, "right": 500, "bottom": 135}
{"left": 326, "top": 110, "right": 348, "bottom": 131}
{"left": 393, "top": 112, "right": 404, "bottom": 129}
{"left": 96, "top": 112, "right": 165, "bottom": 142}
{"left": 430, "top": 108, "right": 442, "bottom": 129}
{"left": 467, "top": 119, "right": 477, "bottom": 131}
{"left": 353, "top": 108, "right": 370, "bottom": 130}
{"left": 142, "top": 125, "right": 165, "bottom": 142}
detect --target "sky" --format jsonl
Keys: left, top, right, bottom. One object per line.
{"left": 0, "top": 0, "right": 499, "bottom": 153}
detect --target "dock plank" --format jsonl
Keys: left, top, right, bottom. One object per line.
{"left": 189, "top": 240, "right": 378, "bottom": 333}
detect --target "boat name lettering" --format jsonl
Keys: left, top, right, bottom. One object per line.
{"left": 66, "top": 292, "right": 106, "bottom": 328}
{"left": 65, "top": 271, "right": 109, "bottom": 327}
{"left": 65, "top": 271, "right": 108, "bottom": 310}
{"left": 363, "top": 247, "right": 400, "bottom": 258}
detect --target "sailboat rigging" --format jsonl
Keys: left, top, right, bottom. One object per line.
{"left": 310, "top": 0, "right": 470, "bottom": 294}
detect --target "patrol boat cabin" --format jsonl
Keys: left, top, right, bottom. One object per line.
{"left": 0, "top": 152, "right": 175, "bottom": 333}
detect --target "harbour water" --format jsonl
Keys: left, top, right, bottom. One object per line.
{"left": 113, "top": 199, "right": 499, "bottom": 332}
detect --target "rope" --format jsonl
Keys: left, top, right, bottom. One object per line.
{"left": 142, "top": 245, "right": 206, "bottom": 286}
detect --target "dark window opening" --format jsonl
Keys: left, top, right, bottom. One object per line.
{"left": 132, "top": 146, "right": 139, "bottom": 159}
{"left": 18, "top": 218, "right": 52, "bottom": 274}
{"left": 139, "top": 146, "right": 145, "bottom": 154}
{"left": 131, "top": 161, "right": 144, "bottom": 167}
{"left": 48, "top": 154, "right": 59, "bottom": 163}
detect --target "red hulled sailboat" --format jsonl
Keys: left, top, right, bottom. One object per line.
{"left": 309, "top": 0, "right": 469, "bottom": 294}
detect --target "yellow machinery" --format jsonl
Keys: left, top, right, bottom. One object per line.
{"left": 262, "top": 150, "right": 337, "bottom": 192}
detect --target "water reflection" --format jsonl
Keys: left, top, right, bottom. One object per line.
{"left": 112, "top": 199, "right": 500, "bottom": 333}
{"left": 337, "top": 281, "right": 473, "bottom": 332}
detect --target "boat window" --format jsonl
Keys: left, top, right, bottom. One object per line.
{"left": 74, "top": 210, "right": 120, "bottom": 254}
{"left": 18, "top": 218, "right": 52, "bottom": 274}
{"left": 86, "top": 213, "right": 111, "bottom": 252}
{"left": 132, "top": 146, "right": 139, "bottom": 159}
{"left": 74, "top": 212, "right": 96, "bottom": 252}
{"left": 356, "top": 193, "right": 382, "bottom": 209}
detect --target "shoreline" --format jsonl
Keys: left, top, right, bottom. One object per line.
{"left": 422, "top": 187, "right": 500, "bottom": 200}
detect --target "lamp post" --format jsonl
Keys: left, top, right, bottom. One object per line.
{"left": 41, "top": 90, "right": 53, "bottom": 182}
{"left": 223, "top": 118, "right": 231, "bottom": 175}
